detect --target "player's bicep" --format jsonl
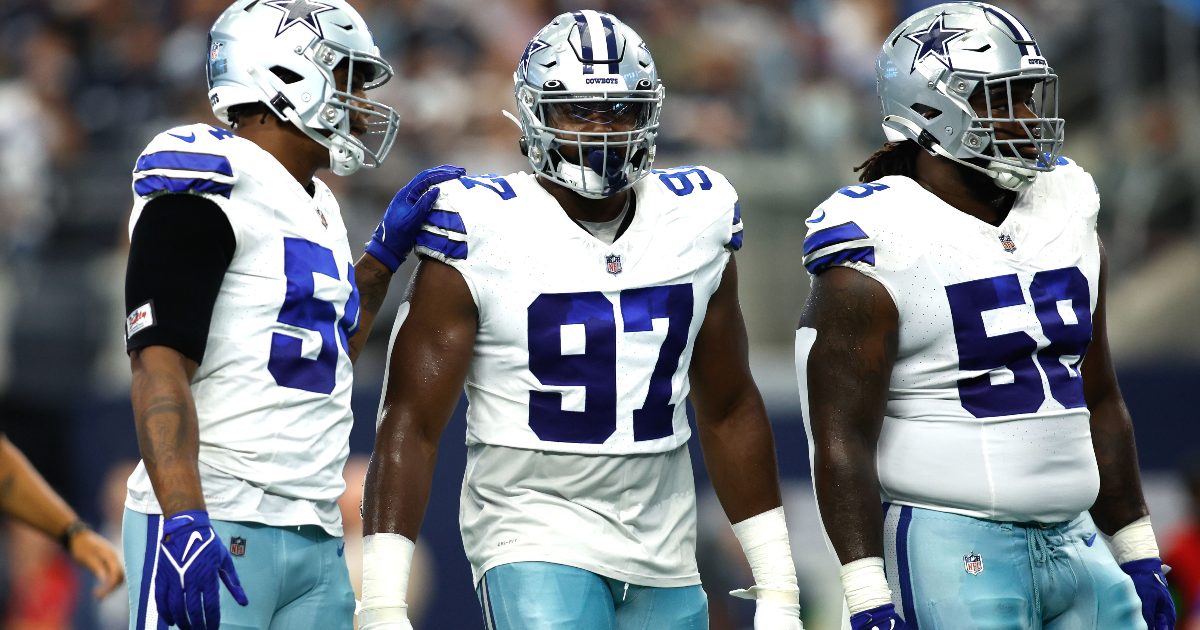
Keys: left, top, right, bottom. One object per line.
{"left": 1081, "top": 239, "right": 1121, "bottom": 408}
{"left": 379, "top": 258, "right": 478, "bottom": 441}
{"left": 688, "top": 257, "right": 756, "bottom": 418}
{"left": 798, "top": 267, "right": 899, "bottom": 446}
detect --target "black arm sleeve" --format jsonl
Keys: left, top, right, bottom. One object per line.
{"left": 124, "top": 194, "right": 236, "bottom": 363}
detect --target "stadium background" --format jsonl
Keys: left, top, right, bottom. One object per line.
{"left": 0, "top": 0, "right": 1197, "bottom": 627}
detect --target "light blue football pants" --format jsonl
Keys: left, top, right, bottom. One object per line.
{"left": 883, "top": 504, "right": 1145, "bottom": 629}
{"left": 123, "top": 508, "right": 354, "bottom": 630}
{"left": 477, "top": 561, "right": 709, "bottom": 630}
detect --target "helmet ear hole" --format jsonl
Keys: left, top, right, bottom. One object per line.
{"left": 269, "top": 66, "right": 304, "bottom": 84}
{"left": 911, "top": 103, "right": 942, "bottom": 120}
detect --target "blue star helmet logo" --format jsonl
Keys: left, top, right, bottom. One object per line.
{"left": 264, "top": 0, "right": 336, "bottom": 39}
{"left": 904, "top": 12, "right": 969, "bottom": 73}
{"left": 518, "top": 39, "right": 550, "bottom": 80}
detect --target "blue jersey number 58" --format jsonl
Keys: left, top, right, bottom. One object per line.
{"left": 946, "top": 266, "right": 1092, "bottom": 418}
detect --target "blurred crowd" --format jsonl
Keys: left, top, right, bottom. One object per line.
{"left": 0, "top": 0, "right": 1198, "bottom": 627}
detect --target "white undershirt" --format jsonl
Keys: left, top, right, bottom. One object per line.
{"left": 576, "top": 197, "right": 631, "bottom": 245}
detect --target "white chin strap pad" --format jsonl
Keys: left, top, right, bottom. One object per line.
{"left": 329, "top": 134, "right": 365, "bottom": 177}
{"left": 987, "top": 161, "right": 1037, "bottom": 191}
{"left": 554, "top": 159, "right": 609, "bottom": 199}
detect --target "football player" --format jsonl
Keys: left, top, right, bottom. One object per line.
{"left": 121, "top": 1, "right": 457, "bottom": 628}
{"left": 358, "top": 10, "right": 804, "bottom": 630}
{"left": 796, "top": 3, "right": 1176, "bottom": 630}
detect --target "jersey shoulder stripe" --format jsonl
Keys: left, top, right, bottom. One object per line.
{"left": 415, "top": 172, "right": 527, "bottom": 264}
{"left": 133, "top": 176, "right": 233, "bottom": 199}
{"left": 803, "top": 221, "right": 869, "bottom": 256}
{"left": 728, "top": 201, "right": 744, "bottom": 251}
{"left": 132, "top": 124, "right": 239, "bottom": 201}
{"left": 416, "top": 230, "right": 467, "bottom": 260}
{"left": 134, "top": 151, "right": 233, "bottom": 176}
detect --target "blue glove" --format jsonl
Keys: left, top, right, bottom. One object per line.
{"left": 850, "top": 604, "right": 912, "bottom": 630}
{"left": 156, "top": 510, "right": 248, "bottom": 630}
{"left": 365, "top": 164, "right": 466, "bottom": 272}
{"left": 1120, "top": 558, "right": 1176, "bottom": 630}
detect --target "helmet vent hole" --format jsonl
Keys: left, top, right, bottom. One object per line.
{"left": 911, "top": 103, "right": 942, "bottom": 120}
{"left": 270, "top": 66, "right": 304, "bottom": 84}
{"left": 540, "top": 60, "right": 558, "bottom": 68}
{"left": 636, "top": 79, "right": 652, "bottom": 89}
{"left": 543, "top": 79, "right": 564, "bottom": 90}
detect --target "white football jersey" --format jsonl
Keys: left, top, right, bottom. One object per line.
{"left": 124, "top": 123, "right": 359, "bottom": 535}
{"left": 796, "top": 159, "right": 1102, "bottom": 523}
{"left": 416, "top": 167, "right": 742, "bottom": 456}
{"left": 409, "top": 166, "right": 741, "bottom": 586}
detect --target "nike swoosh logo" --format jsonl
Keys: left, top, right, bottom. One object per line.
{"left": 168, "top": 132, "right": 196, "bottom": 143}
{"left": 806, "top": 209, "right": 826, "bottom": 224}
{"left": 182, "top": 531, "right": 206, "bottom": 560}
{"left": 1085, "top": 532, "right": 1097, "bottom": 546}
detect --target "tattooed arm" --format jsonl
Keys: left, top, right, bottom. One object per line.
{"left": 348, "top": 253, "right": 392, "bottom": 364}
{"left": 797, "top": 267, "right": 899, "bottom": 564}
{"left": 129, "top": 346, "right": 205, "bottom": 516}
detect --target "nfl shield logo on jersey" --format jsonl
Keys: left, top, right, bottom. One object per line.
{"left": 964, "top": 552, "right": 984, "bottom": 575}
{"left": 230, "top": 536, "right": 247, "bottom": 557}
{"left": 998, "top": 234, "right": 1017, "bottom": 253}
{"left": 606, "top": 253, "right": 623, "bottom": 275}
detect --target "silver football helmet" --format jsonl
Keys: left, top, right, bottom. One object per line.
{"left": 509, "top": 10, "right": 664, "bottom": 198}
{"left": 207, "top": 0, "right": 399, "bottom": 176}
{"left": 876, "top": 2, "right": 1064, "bottom": 190}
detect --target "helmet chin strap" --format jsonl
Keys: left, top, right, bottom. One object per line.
{"left": 554, "top": 159, "right": 611, "bottom": 199}
{"left": 246, "top": 65, "right": 364, "bottom": 176}
{"left": 882, "top": 115, "right": 1036, "bottom": 192}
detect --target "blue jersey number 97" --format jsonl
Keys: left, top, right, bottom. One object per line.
{"left": 527, "top": 284, "right": 694, "bottom": 443}
{"left": 946, "top": 266, "right": 1091, "bottom": 418}
{"left": 268, "top": 238, "right": 360, "bottom": 394}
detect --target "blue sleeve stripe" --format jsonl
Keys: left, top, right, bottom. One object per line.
{"left": 732, "top": 201, "right": 742, "bottom": 224}
{"left": 728, "top": 230, "right": 744, "bottom": 251}
{"left": 135, "top": 151, "right": 233, "bottom": 176}
{"left": 802, "top": 221, "right": 869, "bottom": 256}
{"left": 416, "top": 230, "right": 467, "bottom": 260}
{"left": 133, "top": 175, "right": 232, "bottom": 198}
{"left": 804, "top": 246, "right": 875, "bottom": 274}
{"left": 426, "top": 210, "right": 467, "bottom": 235}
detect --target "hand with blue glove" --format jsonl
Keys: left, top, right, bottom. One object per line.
{"left": 1120, "top": 558, "right": 1176, "bottom": 630}
{"left": 156, "top": 510, "right": 248, "bottom": 630}
{"left": 365, "top": 164, "right": 466, "bottom": 272}
{"left": 850, "top": 604, "right": 912, "bottom": 630}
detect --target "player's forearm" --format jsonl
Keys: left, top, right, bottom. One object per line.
{"left": 348, "top": 253, "right": 394, "bottom": 362}
{"left": 0, "top": 436, "right": 80, "bottom": 539}
{"left": 130, "top": 349, "right": 205, "bottom": 516}
{"left": 1088, "top": 395, "right": 1149, "bottom": 535}
{"left": 696, "top": 393, "right": 784, "bottom": 524}
{"left": 362, "top": 416, "right": 440, "bottom": 540}
{"left": 813, "top": 438, "right": 886, "bottom": 564}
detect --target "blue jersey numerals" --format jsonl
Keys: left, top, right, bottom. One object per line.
{"left": 527, "top": 284, "right": 694, "bottom": 443}
{"left": 268, "top": 238, "right": 360, "bottom": 394}
{"left": 460, "top": 174, "right": 516, "bottom": 200}
{"left": 655, "top": 167, "right": 712, "bottom": 197}
{"left": 946, "top": 266, "right": 1091, "bottom": 418}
